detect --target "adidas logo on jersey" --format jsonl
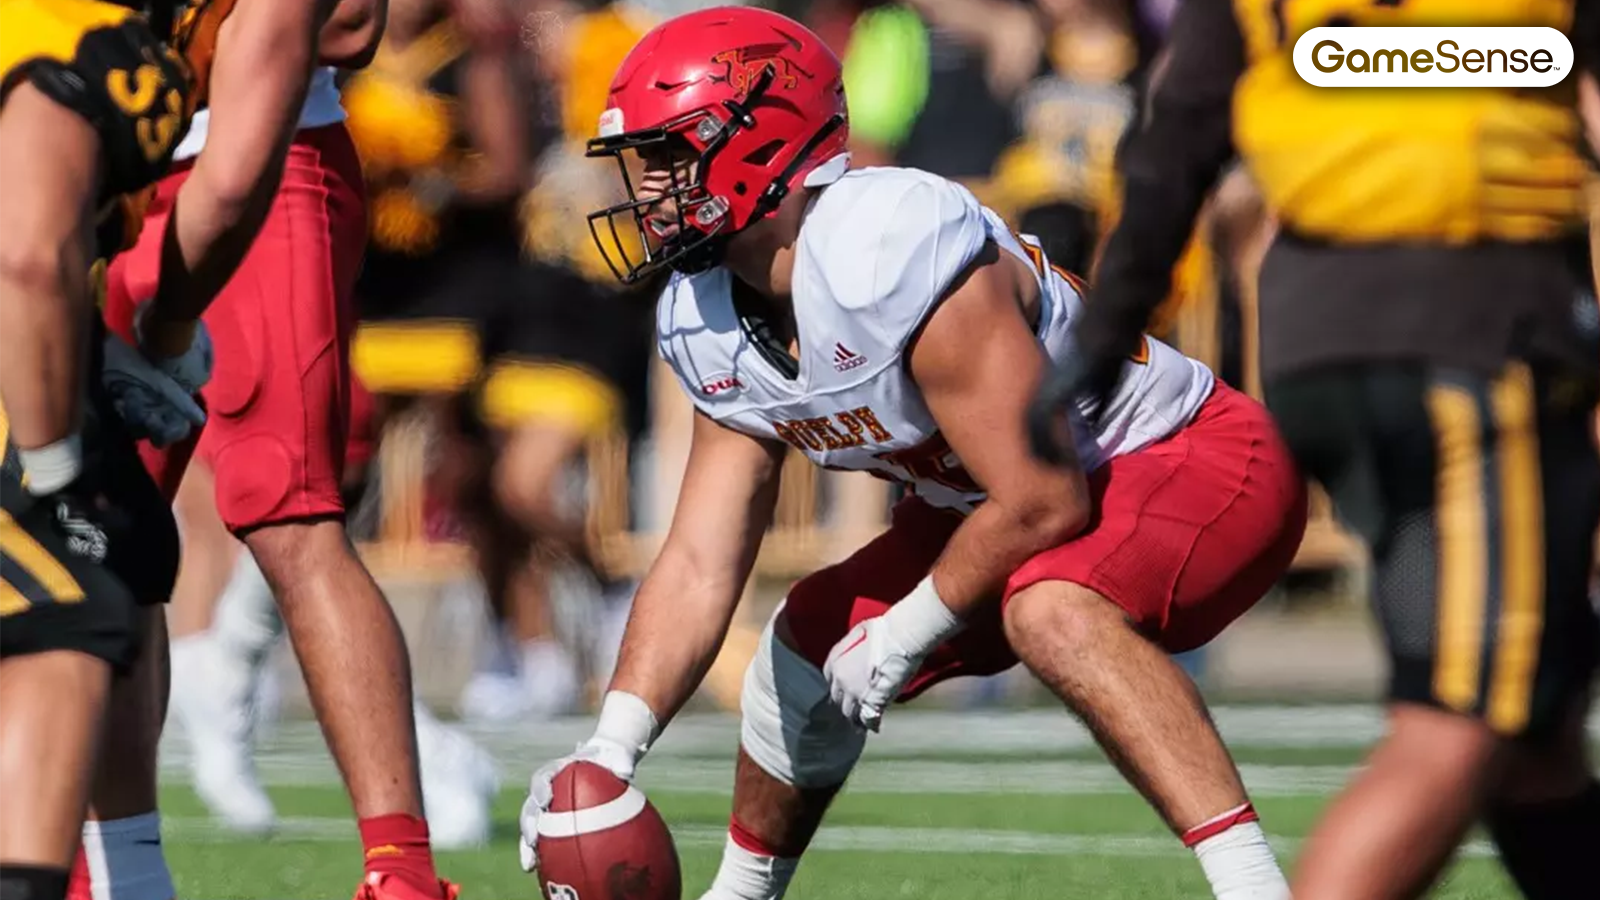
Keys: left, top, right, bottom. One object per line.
{"left": 833, "top": 342, "right": 867, "bottom": 372}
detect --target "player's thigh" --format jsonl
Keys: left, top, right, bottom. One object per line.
{"left": 195, "top": 131, "right": 367, "bottom": 533}
{"left": 1006, "top": 384, "right": 1307, "bottom": 653}
{"left": 778, "top": 499, "right": 1017, "bottom": 699}
{"left": 1365, "top": 361, "right": 1599, "bottom": 739}
{"left": 1266, "top": 364, "right": 1391, "bottom": 546}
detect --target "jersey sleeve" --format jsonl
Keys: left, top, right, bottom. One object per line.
{"left": 19, "top": 15, "right": 192, "bottom": 197}
{"left": 1074, "top": 0, "right": 1242, "bottom": 367}
{"left": 828, "top": 174, "right": 989, "bottom": 352}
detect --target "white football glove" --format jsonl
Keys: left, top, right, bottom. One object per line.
{"left": 100, "top": 332, "right": 206, "bottom": 447}
{"left": 822, "top": 616, "right": 923, "bottom": 732}
{"left": 518, "top": 691, "right": 658, "bottom": 874}
{"left": 518, "top": 736, "right": 638, "bottom": 873}
{"left": 133, "top": 304, "right": 214, "bottom": 396}
{"left": 822, "top": 577, "right": 965, "bottom": 732}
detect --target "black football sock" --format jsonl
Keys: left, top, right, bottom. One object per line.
{"left": 1485, "top": 779, "right": 1600, "bottom": 900}
{"left": 0, "top": 864, "right": 69, "bottom": 900}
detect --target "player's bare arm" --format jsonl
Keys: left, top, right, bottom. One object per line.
{"left": 452, "top": 14, "right": 529, "bottom": 203}
{"left": 608, "top": 411, "right": 787, "bottom": 726}
{"left": 1027, "top": 0, "right": 1240, "bottom": 456}
{"left": 0, "top": 85, "right": 100, "bottom": 459}
{"left": 519, "top": 411, "right": 785, "bottom": 871}
{"left": 820, "top": 240, "right": 1094, "bottom": 729}
{"left": 908, "top": 243, "right": 1092, "bottom": 614}
{"left": 318, "top": 0, "right": 387, "bottom": 68}
{"left": 139, "top": 0, "right": 339, "bottom": 355}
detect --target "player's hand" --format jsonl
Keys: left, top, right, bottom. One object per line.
{"left": 133, "top": 304, "right": 214, "bottom": 397}
{"left": 1026, "top": 351, "right": 1120, "bottom": 466}
{"left": 823, "top": 615, "right": 924, "bottom": 733}
{"left": 100, "top": 332, "right": 207, "bottom": 447}
{"left": 519, "top": 736, "right": 639, "bottom": 873}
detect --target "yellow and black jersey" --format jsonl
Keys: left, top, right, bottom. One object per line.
{"left": 342, "top": 21, "right": 475, "bottom": 259}
{"left": 0, "top": 1, "right": 188, "bottom": 664}
{"left": 1233, "top": 0, "right": 1585, "bottom": 245}
{"left": 1075, "top": 0, "right": 1598, "bottom": 383}
{"left": 167, "top": 0, "right": 239, "bottom": 113}
{"left": 0, "top": 0, "right": 193, "bottom": 203}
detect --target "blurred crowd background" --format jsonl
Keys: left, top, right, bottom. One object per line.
{"left": 194, "top": 0, "right": 1552, "bottom": 726}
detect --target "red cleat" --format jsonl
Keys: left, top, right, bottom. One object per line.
{"left": 352, "top": 872, "right": 460, "bottom": 900}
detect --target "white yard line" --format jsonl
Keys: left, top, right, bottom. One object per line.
{"left": 162, "top": 816, "right": 1497, "bottom": 861}
{"left": 162, "top": 702, "right": 1600, "bottom": 793}
{"left": 178, "top": 704, "right": 1599, "bottom": 766}
{"left": 161, "top": 747, "right": 1356, "bottom": 795}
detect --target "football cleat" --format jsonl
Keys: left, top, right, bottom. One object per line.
{"left": 352, "top": 872, "right": 460, "bottom": 900}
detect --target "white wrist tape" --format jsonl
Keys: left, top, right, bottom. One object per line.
{"left": 19, "top": 434, "right": 83, "bottom": 495}
{"left": 883, "top": 575, "right": 965, "bottom": 656}
{"left": 593, "top": 690, "right": 660, "bottom": 762}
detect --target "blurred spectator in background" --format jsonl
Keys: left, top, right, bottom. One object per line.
{"left": 448, "top": 0, "right": 662, "bottom": 724}
{"left": 990, "top": 0, "right": 1135, "bottom": 271}
{"left": 344, "top": 0, "right": 528, "bottom": 413}
{"left": 346, "top": 0, "right": 606, "bottom": 723}
{"left": 833, "top": 0, "right": 1037, "bottom": 192}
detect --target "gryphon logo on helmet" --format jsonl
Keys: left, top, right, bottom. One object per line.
{"left": 1293, "top": 27, "right": 1572, "bottom": 87}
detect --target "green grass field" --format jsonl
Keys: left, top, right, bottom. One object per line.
{"left": 155, "top": 707, "right": 1537, "bottom": 899}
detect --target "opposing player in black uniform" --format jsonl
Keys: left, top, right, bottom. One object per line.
{"left": 1028, "top": 2, "right": 1600, "bottom": 899}
{"left": 0, "top": 3, "right": 196, "bottom": 898}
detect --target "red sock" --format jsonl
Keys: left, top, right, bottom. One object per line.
{"left": 67, "top": 846, "right": 91, "bottom": 900}
{"left": 1180, "top": 802, "right": 1260, "bottom": 848}
{"left": 358, "top": 814, "right": 440, "bottom": 893}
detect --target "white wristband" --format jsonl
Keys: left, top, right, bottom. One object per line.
{"left": 18, "top": 434, "right": 83, "bottom": 495}
{"left": 592, "top": 690, "right": 660, "bottom": 762}
{"left": 883, "top": 575, "right": 965, "bottom": 656}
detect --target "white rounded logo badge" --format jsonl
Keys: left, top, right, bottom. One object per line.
{"left": 1294, "top": 27, "right": 1573, "bottom": 87}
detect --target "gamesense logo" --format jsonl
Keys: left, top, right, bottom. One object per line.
{"left": 1293, "top": 27, "right": 1572, "bottom": 87}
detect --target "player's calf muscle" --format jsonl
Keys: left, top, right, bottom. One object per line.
{"left": 1004, "top": 582, "right": 1248, "bottom": 831}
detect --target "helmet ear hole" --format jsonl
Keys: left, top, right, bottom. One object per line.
{"left": 742, "top": 140, "right": 785, "bottom": 167}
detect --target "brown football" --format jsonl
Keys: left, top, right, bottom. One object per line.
{"left": 536, "top": 761, "right": 682, "bottom": 900}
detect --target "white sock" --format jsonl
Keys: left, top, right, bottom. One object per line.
{"left": 699, "top": 833, "right": 800, "bottom": 900}
{"left": 209, "top": 550, "right": 282, "bottom": 663}
{"left": 18, "top": 434, "right": 83, "bottom": 495}
{"left": 1187, "top": 806, "right": 1289, "bottom": 900}
{"left": 413, "top": 696, "right": 452, "bottom": 765}
{"left": 81, "top": 813, "right": 175, "bottom": 900}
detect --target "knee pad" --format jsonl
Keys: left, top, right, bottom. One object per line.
{"left": 81, "top": 813, "right": 174, "bottom": 900}
{"left": 739, "top": 604, "right": 865, "bottom": 789}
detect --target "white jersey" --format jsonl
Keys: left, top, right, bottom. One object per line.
{"left": 173, "top": 67, "right": 347, "bottom": 162}
{"left": 656, "top": 166, "right": 1214, "bottom": 513}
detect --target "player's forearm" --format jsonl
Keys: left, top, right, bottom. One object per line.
{"left": 607, "top": 550, "right": 752, "bottom": 730}
{"left": 0, "top": 242, "right": 90, "bottom": 451}
{"left": 138, "top": 171, "right": 279, "bottom": 355}
{"left": 1085, "top": 127, "right": 1229, "bottom": 358}
{"left": 928, "top": 496, "right": 1087, "bottom": 619}
{"left": 455, "top": 50, "right": 530, "bottom": 203}
{"left": 143, "top": 0, "right": 328, "bottom": 343}
{"left": 1077, "top": 0, "right": 1240, "bottom": 360}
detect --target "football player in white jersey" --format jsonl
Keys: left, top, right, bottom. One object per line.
{"left": 520, "top": 7, "right": 1307, "bottom": 899}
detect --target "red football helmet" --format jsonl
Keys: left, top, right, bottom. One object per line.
{"left": 586, "top": 6, "right": 849, "bottom": 283}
